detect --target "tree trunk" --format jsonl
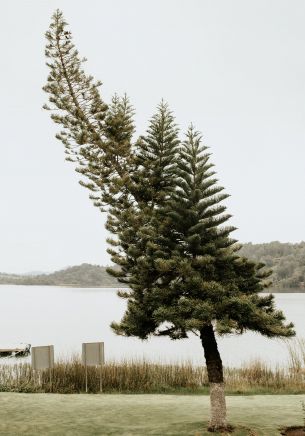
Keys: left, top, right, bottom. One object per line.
{"left": 200, "top": 324, "right": 227, "bottom": 431}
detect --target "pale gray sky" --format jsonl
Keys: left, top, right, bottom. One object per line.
{"left": 1, "top": 0, "right": 305, "bottom": 273}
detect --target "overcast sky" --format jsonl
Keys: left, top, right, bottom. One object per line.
{"left": 1, "top": 0, "right": 305, "bottom": 273}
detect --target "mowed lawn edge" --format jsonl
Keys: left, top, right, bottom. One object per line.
{"left": 0, "top": 393, "right": 304, "bottom": 435}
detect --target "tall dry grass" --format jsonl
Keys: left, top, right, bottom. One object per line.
{"left": 0, "top": 339, "right": 304, "bottom": 394}
{"left": 287, "top": 338, "right": 305, "bottom": 374}
{"left": 0, "top": 359, "right": 207, "bottom": 394}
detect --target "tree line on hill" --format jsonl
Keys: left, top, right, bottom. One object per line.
{"left": 240, "top": 241, "right": 305, "bottom": 292}
{"left": 0, "top": 242, "right": 304, "bottom": 290}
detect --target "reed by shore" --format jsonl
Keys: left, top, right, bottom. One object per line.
{"left": 0, "top": 339, "right": 304, "bottom": 395}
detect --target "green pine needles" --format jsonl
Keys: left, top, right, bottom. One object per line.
{"left": 43, "top": 10, "right": 295, "bottom": 431}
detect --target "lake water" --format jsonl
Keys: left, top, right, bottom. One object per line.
{"left": 0, "top": 286, "right": 304, "bottom": 367}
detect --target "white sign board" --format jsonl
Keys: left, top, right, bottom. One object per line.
{"left": 82, "top": 342, "right": 104, "bottom": 366}
{"left": 31, "top": 345, "right": 54, "bottom": 370}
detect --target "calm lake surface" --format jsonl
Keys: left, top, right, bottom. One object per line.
{"left": 0, "top": 286, "right": 304, "bottom": 367}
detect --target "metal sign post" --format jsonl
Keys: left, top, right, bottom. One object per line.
{"left": 31, "top": 345, "right": 54, "bottom": 390}
{"left": 82, "top": 342, "right": 104, "bottom": 393}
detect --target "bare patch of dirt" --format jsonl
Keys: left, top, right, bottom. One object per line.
{"left": 280, "top": 426, "right": 305, "bottom": 436}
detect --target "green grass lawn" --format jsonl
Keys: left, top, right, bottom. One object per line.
{"left": 0, "top": 393, "right": 304, "bottom": 435}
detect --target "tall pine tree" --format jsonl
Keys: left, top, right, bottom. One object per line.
{"left": 43, "top": 11, "right": 295, "bottom": 431}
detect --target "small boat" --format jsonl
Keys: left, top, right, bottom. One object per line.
{"left": 0, "top": 344, "right": 31, "bottom": 358}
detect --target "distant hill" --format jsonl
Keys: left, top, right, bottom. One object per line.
{"left": 0, "top": 242, "right": 304, "bottom": 291}
{"left": 0, "top": 264, "right": 119, "bottom": 288}
{"left": 240, "top": 241, "right": 305, "bottom": 292}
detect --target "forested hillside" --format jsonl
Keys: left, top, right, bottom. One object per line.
{"left": 240, "top": 241, "right": 305, "bottom": 292}
{"left": 0, "top": 264, "right": 119, "bottom": 287}
{"left": 0, "top": 242, "right": 304, "bottom": 290}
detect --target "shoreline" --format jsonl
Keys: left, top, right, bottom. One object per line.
{"left": 0, "top": 284, "right": 303, "bottom": 292}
